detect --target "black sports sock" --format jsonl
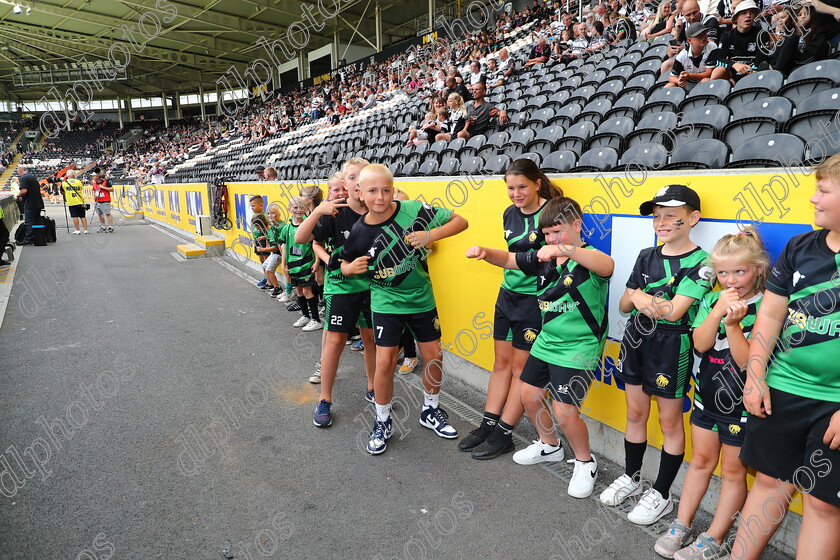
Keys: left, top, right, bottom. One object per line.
{"left": 307, "top": 297, "right": 319, "bottom": 321}
{"left": 625, "top": 440, "right": 647, "bottom": 479}
{"left": 482, "top": 411, "right": 501, "bottom": 428}
{"left": 496, "top": 419, "right": 515, "bottom": 436}
{"left": 298, "top": 296, "right": 310, "bottom": 318}
{"left": 653, "top": 450, "right": 685, "bottom": 497}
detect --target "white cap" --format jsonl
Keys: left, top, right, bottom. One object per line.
{"left": 733, "top": 0, "right": 759, "bottom": 17}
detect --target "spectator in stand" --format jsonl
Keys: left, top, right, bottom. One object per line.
{"left": 665, "top": 23, "right": 716, "bottom": 89}
{"left": 584, "top": 21, "right": 609, "bottom": 53}
{"left": 442, "top": 76, "right": 472, "bottom": 103}
{"left": 496, "top": 48, "right": 516, "bottom": 82}
{"left": 791, "top": 4, "right": 830, "bottom": 65}
{"left": 434, "top": 93, "right": 468, "bottom": 142}
{"left": 644, "top": 0, "right": 676, "bottom": 39}
{"left": 486, "top": 59, "right": 504, "bottom": 90}
{"left": 459, "top": 81, "right": 509, "bottom": 140}
{"left": 762, "top": 6, "right": 803, "bottom": 74}
{"left": 255, "top": 166, "right": 266, "bottom": 181}
{"left": 14, "top": 165, "right": 43, "bottom": 245}
{"left": 465, "top": 61, "right": 486, "bottom": 95}
{"left": 554, "top": 29, "right": 574, "bottom": 53}
{"left": 661, "top": 0, "right": 715, "bottom": 76}
{"left": 264, "top": 166, "right": 278, "bottom": 181}
{"left": 630, "top": 0, "right": 655, "bottom": 30}
{"left": 559, "top": 23, "right": 591, "bottom": 63}
{"left": 407, "top": 111, "right": 440, "bottom": 146}
{"left": 708, "top": 0, "right": 768, "bottom": 83}
{"left": 524, "top": 37, "right": 552, "bottom": 66}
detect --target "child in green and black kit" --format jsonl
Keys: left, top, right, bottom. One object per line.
{"left": 280, "top": 196, "right": 322, "bottom": 332}
{"left": 600, "top": 185, "right": 712, "bottom": 526}
{"left": 249, "top": 195, "right": 270, "bottom": 289}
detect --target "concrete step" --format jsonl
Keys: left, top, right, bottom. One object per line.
{"left": 194, "top": 235, "right": 224, "bottom": 256}
{"left": 176, "top": 243, "right": 205, "bottom": 259}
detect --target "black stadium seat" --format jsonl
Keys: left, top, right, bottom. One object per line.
{"left": 664, "top": 139, "right": 730, "bottom": 170}
{"left": 587, "top": 116, "right": 635, "bottom": 152}
{"left": 526, "top": 125, "right": 565, "bottom": 154}
{"left": 570, "top": 146, "right": 619, "bottom": 173}
{"left": 606, "top": 92, "right": 645, "bottom": 120}
{"left": 419, "top": 160, "right": 439, "bottom": 176}
{"left": 722, "top": 96, "right": 792, "bottom": 150}
{"left": 439, "top": 158, "right": 459, "bottom": 175}
{"left": 486, "top": 154, "right": 512, "bottom": 174}
{"left": 724, "top": 133, "right": 805, "bottom": 168}
{"left": 779, "top": 60, "right": 840, "bottom": 107}
{"left": 639, "top": 86, "right": 685, "bottom": 119}
{"left": 672, "top": 104, "right": 731, "bottom": 148}
{"left": 555, "top": 121, "right": 597, "bottom": 156}
{"left": 807, "top": 129, "right": 840, "bottom": 163}
{"left": 542, "top": 150, "right": 577, "bottom": 173}
{"left": 518, "top": 152, "right": 543, "bottom": 166}
{"left": 785, "top": 88, "right": 840, "bottom": 143}
{"left": 724, "top": 70, "right": 784, "bottom": 113}
{"left": 618, "top": 142, "right": 668, "bottom": 170}
{"left": 626, "top": 111, "right": 678, "bottom": 149}
{"left": 679, "top": 79, "right": 732, "bottom": 113}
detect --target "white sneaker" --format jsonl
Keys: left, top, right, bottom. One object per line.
{"left": 292, "top": 315, "right": 309, "bottom": 328}
{"left": 84, "top": 230, "right": 90, "bottom": 234}
{"left": 302, "top": 319, "right": 323, "bottom": 332}
{"left": 568, "top": 456, "right": 598, "bottom": 498}
{"left": 309, "top": 372, "right": 321, "bottom": 384}
{"left": 599, "top": 473, "right": 643, "bottom": 506}
{"left": 628, "top": 488, "right": 673, "bottom": 526}
{"left": 72, "top": 230, "right": 81, "bottom": 235}
{"left": 512, "top": 440, "right": 564, "bottom": 465}
{"left": 276, "top": 293, "right": 291, "bottom": 303}
{"left": 106, "top": 226, "right": 114, "bottom": 232}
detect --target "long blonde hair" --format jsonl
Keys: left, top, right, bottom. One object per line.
{"left": 447, "top": 92, "right": 467, "bottom": 115}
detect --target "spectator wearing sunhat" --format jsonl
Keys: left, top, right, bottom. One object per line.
{"left": 708, "top": 0, "right": 768, "bottom": 83}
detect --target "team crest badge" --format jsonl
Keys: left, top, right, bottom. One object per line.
{"left": 563, "top": 275, "right": 573, "bottom": 287}
{"left": 729, "top": 424, "right": 742, "bottom": 435}
{"left": 666, "top": 276, "right": 676, "bottom": 286}
{"left": 433, "top": 317, "right": 440, "bottom": 331}
{"left": 528, "top": 232, "right": 538, "bottom": 243}
{"left": 656, "top": 374, "right": 670, "bottom": 388}
{"left": 523, "top": 328, "right": 538, "bottom": 343}
{"left": 655, "top": 186, "right": 670, "bottom": 197}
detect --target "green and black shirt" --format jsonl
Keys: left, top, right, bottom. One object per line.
{"left": 332, "top": 200, "right": 453, "bottom": 314}
{"left": 311, "top": 207, "right": 369, "bottom": 296}
{"left": 279, "top": 221, "right": 316, "bottom": 281}
{"left": 626, "top": 245, "right": 712, "bottom": 328}
{"left": 692, "top": 291, "right": 762, "bottom": 422}
{"left": 766, "top": 229, "right": 840, "bottom": 402}
{"left": 516, "top": 245, "right": 611, "bottom": 368}
{"left": 501, "top": 203, "right": 545, "bottom": 295}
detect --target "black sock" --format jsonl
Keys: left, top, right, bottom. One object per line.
{"left": 482, "top": 411, "right": 501, "bottom": 428}
{"left": 625, "top": 440, "right": 647, "bottom": 479}
{"left": 307, "top": 297, "right": 319, "bottom": 320}
{"left": 298, "top": 296, "right": 310, "bottom": 318}
{"left": 653, "top": 450, "right": 685, "bottom": 497}
{"left": 496, "top": 419, "right": 515, "bottom": 436}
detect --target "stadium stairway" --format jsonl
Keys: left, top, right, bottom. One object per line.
{"left": 176, "top": 234, "right": 225, "bottom": 259}
{"left": 0, "top": 152, "right": 22, "bottom": 186}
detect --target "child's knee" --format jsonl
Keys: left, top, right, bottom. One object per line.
{"left": 519, "top": 383, "right": 542, "bottom": 404}
{"left": 805, "top": 493, "right": 840, "bottom": 517}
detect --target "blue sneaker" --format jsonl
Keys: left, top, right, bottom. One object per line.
{"left": 256, "top": 278, "right": 268, "bottom": 287}
{"left": 419, "top": 405, "right": 458, "bottom": 439}
{"left": 365, "top": 389, "right": 375, "bottom": 403}
{"left": 367, "top": 418, "right": 393, "bottom": 455}
{"left": 351, "top": 339, "right": 364, "bottom": 351}
{"left": 313, "top": 400, "right": 332, "bottom": 427}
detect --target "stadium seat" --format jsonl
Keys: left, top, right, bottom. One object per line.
{"left": 439, "top": 158, "right": 459, "bottom": 176}
{"left": 508, "top": 128, "right": 537, "bottom": 151}
{"left": 508, "top": 99, "right": 528, "bottom": 113}
{"left": 542, "top": 150, "right": 578, "bottom": 173}
{"left": 486, "top": 154, "right": 513, "bottom": 174}
{"left": 623, "top": 74, "right": 656, "bottom": 96}
{"left": 551, "top": 103, "right": 583, "bottom": 128}
{"left": 426, "top": 139, "right": 449, "bottom": 162}
{"left": 606, "top": 92, "right": 646, "bottom": 120}
{"left": 631, "top": 59, "right": 661, "bottom": 78}
{"left": 556, "top": 75, "right": 584, "bottom": 93}
{"left": 518, "top": 152, "right": 543, "bottom": 165}
{"left": 555, "top": 121, "right": 597, "bottom": 156}
{"left": 625, "top": 111, "right": 678, "bottom": 149}
{"left": 592, "top": 79, "right": 625, "bottom": 102}
{"left": 461, "top": 135, "right": 488, "bottom": 158}
{"left": 663, "top": 139, "right": 730, "bottom": 170}
{"left": 547, "top": 90, "right": 572, "bottom": 109}
{"left": 785, "top": 88, "right": 840, "bottom": 143}
{"left": 587, "top": 116, "right": 635, "bottom": 151}
{"left": 724, "top": 133, "right": 805, "bottom": 168}
{"left": 779, "top": 60, "right": 840, "bottom": 107}
{"left": 401, "top": 160, "right": 419, "bottom": 177}
{"left": 441, "top": 138, "right": 466, "bottom": 159}
{"left": 524, "top": 108, "right": 556, "bottom": 129}
{"left": 504, "top": 111, "right": 529, "bottom": 130}
{"left": 581, "top": 70, "right": 609, "bottom": 88}
{"left": 577, "top": 99, "right": 613, "bottom": 126}
{"left": 806, "top": 129, "right": 840, "bottom": 163}
{"left": 597, "top": 58, "right": 619, "bottom": 73}
{"left": 724, "top": 70, "right": 784, "bottom": 113}
{"left": 672, "top": 104, "right": 731, "bottom": 149}
{"left": 638, "top": 86, "right": 686, "bottom": 119}
{"left": 524, "top": 94, "right": 549, "bottom": 111}
{"left": 568, "top": 85, "right": 597, "bottom": 105}
{"left": 722, "top": 96, "right": 792, "bottom": 149}
{"left": 570, "top": 146, "right": 619, "bottom": 173}
{"left": 526, "top": 125, "right": 565, "bottom": 154}
{"left": 460, "top": 156, "right": 485, "bottom": 175}
{"left": 618, "top": 142, "right": 668, "bottom": 170}
{"left": 608, "top": 63, "right": 635, "bottom": 82}
{"left": 419, "top": 160, "right": 439, "bottom": 176}
{"left": 679, "top": 79, "right": 732, "bottom": 113}
{"left": 478, "top": 131, "right": 510, "bottom": 160}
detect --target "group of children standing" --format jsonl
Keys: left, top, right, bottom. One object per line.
{"left": 246, "top": 154, "right": 839, "bottom": 560}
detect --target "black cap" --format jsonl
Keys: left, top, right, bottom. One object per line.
{"left": 255, "top": 165, "right": 265, "bottom": 173}
{"left": 639, "top": 184, "right": 701, "bottom": 215}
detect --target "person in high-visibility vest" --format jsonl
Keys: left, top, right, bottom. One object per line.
{"left": 61, "top": 169, "right": 88, "bottom": 234}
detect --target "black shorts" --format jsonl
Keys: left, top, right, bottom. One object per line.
{"left": 324, "top": 292, "right": 371, "bottom": 333}
{"left": 493, "top": 288, "right": 541, "bottom": 350}
{"left": 616, "top": 315, "right": 693, "bottom": 399}
{"left": 740, "top": 387, "right": 840, "bottom": 507}
{"left": 372, "top": 308, "right": 440, "bottom": 347}
{"left": 520, "top": 355, "right": 592, "bottom": 407}
{"left": 289, "top": 276, "right": 316, "bottom": 288}
{"left": 68, "top": 204, "right": 86, "bottom": 218}
{"left": 690, "top": 406, "right": 746, "bottom": 447}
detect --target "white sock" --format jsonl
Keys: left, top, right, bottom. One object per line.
{"left": 375, "top": 402, "right": 391, "bottom": 422}
{"left": 424, "top": 392, "right": 439, "bottom": 409}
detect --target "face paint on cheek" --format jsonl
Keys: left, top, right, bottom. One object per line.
{"left": 675, "top": 219, "right": 685, "bottom": 229}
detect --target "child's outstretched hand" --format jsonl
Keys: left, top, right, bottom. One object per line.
{"left": 723, "top": 299, "right": 748, "bottom": 326}
{"left": 824, "top": 410, "right": 840, "bottom": 450}
{"left": 316, "top": 198, "right": 349, "bottom": 217}
{"left": 465, "top": 246, "right": 487, "bottom": 260}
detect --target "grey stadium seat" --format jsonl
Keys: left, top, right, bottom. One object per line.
{"left": 663, "top": 139, "right": 730, "bottom": 170}
{"left": 570, "top": 146, "right": 619, "bottom": 173}
{"left": 542, "top": 150, "right": 578, "bottom": 173}
{"left": 724, "top": 133, "right": 805, "bottom": 168}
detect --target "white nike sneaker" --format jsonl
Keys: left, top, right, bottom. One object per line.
{"left": 568, "top": 456, "right": 598, "bottom": 498}
{"left": 512, "top": 440, "right": 564, "bottom": 465}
